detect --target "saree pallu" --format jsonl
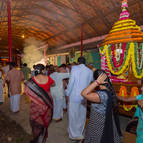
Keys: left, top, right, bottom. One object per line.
{"left": 24, "top": 79, "right": 53, "bottom": 143}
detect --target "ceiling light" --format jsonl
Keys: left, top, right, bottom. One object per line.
{"left": 21, "top": 34, "right": 25, "bottom": 38}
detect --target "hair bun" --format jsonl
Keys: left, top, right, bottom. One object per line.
{"left": 34, "top": 64, "right": 45, "bottom": 76}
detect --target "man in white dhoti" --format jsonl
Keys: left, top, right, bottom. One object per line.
{"left": 5, "top": 62, "right": 24, "bottom": 113}
{"left": 50, "top": 66, "right": 70, "bottom": 121}
{"left": 65, "top": 57, "right": 93, "bottom": 141}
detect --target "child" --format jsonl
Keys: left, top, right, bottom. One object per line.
{"left": 0, "top": 71, "right": 4, "bottom": 104}
{"left": 118, "top": 86, "right": 143, "bottom": 143}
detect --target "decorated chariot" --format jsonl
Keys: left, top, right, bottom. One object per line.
{"left": 99, "top": 0, "right": 143, "bottom": 116}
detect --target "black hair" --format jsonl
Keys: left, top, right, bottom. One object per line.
{"left": 23, "top": 63, "right": 27, "bottom": 67}
{"left": 78, "top": 56, "right": 86, "bottom": 64}
{"left": 34, "top": 64, "right": 45, "bottom": 76}
{"left": 49, "top": 64, "right": 53, "bottom": 67}
{"left": 33, "top": 65, "right": 36, "bottom": 69}
{"left": 59, "top": 64, "right": 66, "bottom": 68}
{"left": 9, "top": 62, "right": 16, "bottom": 67}
{"left": 93, "top": 69, "right": 118, "bottom": 113}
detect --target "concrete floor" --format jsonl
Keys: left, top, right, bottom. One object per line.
{"left": 0, "top": 95, "right": 131, "bottom": 143}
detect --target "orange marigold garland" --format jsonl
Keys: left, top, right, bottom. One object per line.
{"left": 131, "top": 87, "right": 139, "bottom": 97}
{"left": 119, "top": 86, "right": 139, "bottom": 111}
{"left": 119, "top": 86, "right": 132, "bottom": 111}
{"left": 119, "top": 86, "right": 127, "bottom": 97}
{"left": 130, "top": 87, "right": 139, "bottom": 109}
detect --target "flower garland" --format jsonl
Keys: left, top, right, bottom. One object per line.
{"left": 107, "top": 44, "right": 126, "bottom": 72}
{"left": 119, "top": 86, "right": 132, "bottom": 111}
{"left": 131, "top": 87, "right": 139, "bottom": 97}
{"left": 101, "top": 42, "right": 143, "bottom": 78}
{"left": 114, "top": 19, "right": 135, "bottom": 25}
{"left": 108, "top": 30, "right": 138, "bottom": 36}
{"left": 119, "top": 86, "right": 127, "bottom": 97}
{"left": 103, "top": 38, "right": 143, "bottom": 45}
{"left": 110, "top": 25, "right": 140, "bottom": 33}
{"left": 119, "top": 86, "right": 139, "bottom": 111}
{"left": 135, "top": 43, "right": 143, "bottom": 70}
{"left": 112, "top": 43, "right": 126, "bottom": 68}
{"left": 105, "top": 33, "right": 143, "bottom": 41}
{"left": 130, "top": 42, "right": 143, "bottom": 78}
{"left": 130, "top": 86, "right": 139, "bottom": 109}
{"left": 99, "top": 45, "right": 109, "bottom": 55}
{"left": 106, "top": 43, "right": 130, "bottom": 75}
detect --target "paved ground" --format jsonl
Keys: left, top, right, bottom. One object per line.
{"left": 0, "top": 95, "right": 73, "bottom": 143}
{"left": 0, "top": 95, "right": 131, "bottom": 143}
{"left": 0, "top": 111, "right": 31, "bottom": 143}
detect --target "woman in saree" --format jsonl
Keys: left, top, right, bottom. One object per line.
{"left": 81, "top": 69, "right": 122, "bottom": 143}
{"left": 24, "top": 64, "right": 55, "bottom": 143}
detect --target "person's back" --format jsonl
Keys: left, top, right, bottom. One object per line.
{"left": 5, "top": 62, "right": 24, "bottom": 113}
{"left": 66, "top": 57, "right": 93, "bottom": 141}
{"left": 33, "top": 74, "right": 55, "bottom": 93}
{"left": 21, "top": 63, "right": 31, "bottom": 80}
{"left": 7, "top": 67, "right": 24, "bottom": 95}
{"left": 34, "top": 74, "right": 48, "bottom": 84}
{"left": 69, "top": 64, "right": 93, "bottom": 102}
{"left": 24, "top": 64, "right": 55, "bottom": 143}
{"left": 50, "top": 72, "right": 69, "bottom": 94}
{"left": 50, "top": 70, "right": 69, "bottom": 121}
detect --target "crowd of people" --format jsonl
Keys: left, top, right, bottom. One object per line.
{"left": 0, "top": 57, "right": 143, "bottom": 143}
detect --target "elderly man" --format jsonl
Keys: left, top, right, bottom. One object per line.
{"left": 5, "top": 62, "right": 24, "bottom": 113}
{"left": 66, "top": 57, "right": 93, "bottom": 141}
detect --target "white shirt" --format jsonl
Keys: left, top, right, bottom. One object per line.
{"left": 50, "top": 72, "right": 70, "bottom": 99}
{"left": 66, "top": 64, "right": 93, "bottom": 103}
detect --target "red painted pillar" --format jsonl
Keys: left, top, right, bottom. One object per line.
{"left": 7, "top": 0, "right": 12, "bottom": 62}
{"left": 80, "top": 24, "right": 83, "bottom": 56}
{"left": 45, "top": 47, "right": 47, "bottom": 64}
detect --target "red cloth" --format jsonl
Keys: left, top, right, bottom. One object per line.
{"left": 25, "top": 76, "right": 54, "bottom": 127}
{"left": 25, "top": 85, "right": 53, "bottom": 127}
{"left": 32, "top": 76, "right": 54, "bottom": 92}
{"left": 24, "top": 76, "right": 54, "bottom": 141}
{"left": 30, "top": 101, "right": 52, "bottom": 127}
